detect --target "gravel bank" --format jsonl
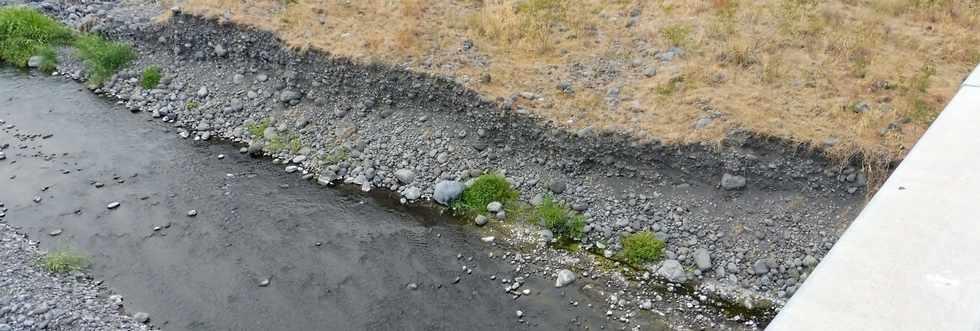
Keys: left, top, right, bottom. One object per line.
{"left": 0, "top": 223, "right": 153, "bottom": 331}
{"left": 7, "top": 0, "right": 872, "bottom": 328}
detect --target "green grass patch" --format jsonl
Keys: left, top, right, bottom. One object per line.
{"left": 319, "top": 147, "right": 349, "bottom": 165}
{"left": 186, "top": 100, "right": 199, "bottom": 110}
{"left": 37, "top": 46, "right": 57, "bottom": 73}
{"left": 453, "top": 173, "right": 519, "bottom": 216}
{"left": 141, "top": 65, "right": 161, "bottom": 89}
{"left": 73, "top": 34, "right": 135, "bottom": 84}
{"left": 660, "top": 24, "right": 690, "bottom": 47}
{"left": 616, "top": 231, "right": 665, "bottom": 266}
{"left": 38, "top": 248, "right": 88, "bottom": 274}
{"left": 535, "top": 195, "right": 585, "bottom": 240}
{"left": 0, "top": 7, "right": 73, "bottom": 68}
{"left": 246, "top": 118, "right": 272, "bottom": 138}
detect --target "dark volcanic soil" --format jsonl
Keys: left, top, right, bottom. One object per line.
{"left": 0, "top": 70, "right": 632, "bottom": 330}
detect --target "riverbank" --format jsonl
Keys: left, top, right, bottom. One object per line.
{"left": 6, "top": 0, "right": 870, "bottom": 329}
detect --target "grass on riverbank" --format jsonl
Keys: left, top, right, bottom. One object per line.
{"left": 453, "top": 173, "right": 519, "bottom": 217}
{"left": 535, "top": 195, "right": 585, "bottom": 241}
{"left": 38, "top": 248, "right": 89, "bottom": 274}
{"left": 74, "top": 34, "right": 136, "bottom": 84}
{"left": 0, "top": 7, "right": 72, "bottom": 68}
{"left": 141, "top": 65, "right": 162, "bottom": 89}
{"left": 617, "top": 231, "right": 665, "bottom": 266}
{"left": 0, "top": 6, "right": 135, "bottom": 83}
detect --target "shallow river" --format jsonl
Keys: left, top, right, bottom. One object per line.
{"left": 0, "top": 70, "right": 619, "bottom": 330}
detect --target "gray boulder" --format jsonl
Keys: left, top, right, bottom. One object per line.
{"left": 433, "top": 181, "right": 464, "bottom": 205}
{"left": 394, "top": 169, "right": 416, "bottom": 184}
{"left": 402, "top": 186, "right": 421, "bottom": 200}
{"left": 693, "top": 249, "right": 712, "bottom": 271}
{"left": 721, "top": 173, "right": 746, "bottom": 190}
{"left": 656, "top": 259, "right": 686, "bottom": 282}
{"left": 554, "top": 269, "right": 577, "bottom": 288}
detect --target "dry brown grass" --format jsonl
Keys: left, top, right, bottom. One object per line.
{"left": 178, "top": 0, "right": 979, "bottom": 165}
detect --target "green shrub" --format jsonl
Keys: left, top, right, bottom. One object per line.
{"left": 535, "top": 195, "right": 585, "bottom": 240}
{"left": 141, "top": 65, "right": 161, "bottom": 89}
{"left": 617, "top": 231, "right": 665, "bottom": 265}
{"left": 73, "top": 34, "right": 135, "bottom": 84}
{"left": 453, "top": 173, "right": 519, "bottom": 216}
{"left": 38, "top": 249, "right": 88, "bottom": 273}
{"left": 0, "top": 7, "right": 73, "bottom": 68}
{"left": 186, "top": 100, "right": 199, "bottom": 110}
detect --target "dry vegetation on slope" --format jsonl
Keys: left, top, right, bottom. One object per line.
{"left": 176, "top": 0, "right": 978, "bottom": 168}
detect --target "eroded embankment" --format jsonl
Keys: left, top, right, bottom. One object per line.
{"left": 20, "top": 1, "right": 875, "bottom": 328}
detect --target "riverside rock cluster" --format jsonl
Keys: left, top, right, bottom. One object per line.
{"left": 7, "top": 0, "right": 873, "bottom": 328}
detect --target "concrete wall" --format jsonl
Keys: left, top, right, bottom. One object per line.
{"left": 768, "top": 64, "right": 980, "bottom": 331}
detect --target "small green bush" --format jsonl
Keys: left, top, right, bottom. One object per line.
{"left": 186, "top": 100, "right": 199, "bottom": 110}
{"left": 617, "top": 231, "right": 665, "bottom": 266}
{"left": 454, "top": 173, "right": 519, "bottom": 216}
{"left": 320, "top": 147, "right": 348, "bottom": 164}
{"left": 535, "top": 195, "right": 585, "bottom": 240}
{"left": 141, "top": 65, "right": 161, "bottom": 89}
{"left": 73, "top": 34, "right": 136, "bottom": 84}
{"left": 0, "top": 7, "right": 73, "bottom": 68}
{"left": 39, "top": 249, "right": 88, "bottom": 273}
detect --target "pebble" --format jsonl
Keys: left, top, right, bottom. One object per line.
{"left": 217, "top": 154, "right": 225, "bottom": 159}
{"left": 394, "top": 168, "right": 416, "bottom": 184}
{"left": 133, "top": 312, "right": 150, "bottom": 323}
{"left": 48, "top": 229, "right": 62, "bottom": 236}
{"left": 548, "top": 179, "right": 567, "bottom": 194}
{"left": 107, "top": 201, "right": 121, "bottom": 209}
{"left": 259, "top": 278, "right": 271, "bottom": 287}
{"left": 187, "top": 210, "right": 198, "bottom": 217}
{"left": 474, "top": 215, "right": 488, "bottom": 226}
{"left": 516, "top": 310, "right": 524, "bottom": 318}
{"left": 487, "top": 201, "right": 502, "bottom": 213}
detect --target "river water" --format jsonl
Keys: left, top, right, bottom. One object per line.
{"left": 0, "top": 70, "right": 621, "bottom": 330}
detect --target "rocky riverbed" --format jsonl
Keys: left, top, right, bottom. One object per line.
{"left": 2, "top": 0, "right": 872, "bottom": 329}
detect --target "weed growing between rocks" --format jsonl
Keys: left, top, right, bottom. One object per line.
{"left": 246, "top": 118, "right": 272, "bottom": 138}
{"left": 453, "top": 173, "right": 518, "bottom": 217}
{"left": 185, "top": 99, "right": 199, "bottom": 110}
{"left": 617, "top": 231, "right": 665, "bottom": 266}
{"left": 38, "top": 248, "right": 89, "bottom": 274}
{"left": 73, "top": 34, "right": 136, "bottom": 84}
{"left": 0, "top": 6, "right": 72, "bottom": 68}
{"left": 535, "top": 195, "right": 585, "bottom": 240}
{"left": 37, "top": 46, "right": 57, "bottom": 73}
{"left": 141, "top": 65, "right": 161, "bottom": 89}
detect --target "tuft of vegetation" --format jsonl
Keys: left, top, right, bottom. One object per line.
{"left": 140, "top": 65, "right": 162, "bottom": 89}
{"left": 36, "top": 46, "right": 57, "bottom": 73}
{"left": 186, "top": 100, "right": 200, "bottom": 110}
{"left": 453, "top": 173, "right": 519, "bottom": 216}
{"left": 535, "top": 195, "right": 585, "bottom": 240}
{"left": 319, "top": 147, "right": 348, "bottom": 164}
{"left": 38, "top": 248, "right": 89, "bottom": 274}
{"left": 0, "top": 7, "right": 73, "bottom": 68}
{"left": 617, "top": 231, "right": 665, "bottom": 266}
{"left": 73, "top": 34, "right": 136, "bottom": 84}
{"left": 246, "top": 118, "right": 272, "bottom": 138}
{"left": 660, "top": 24, "right": 690, "bottom": 47}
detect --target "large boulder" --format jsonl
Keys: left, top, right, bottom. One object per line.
{"left": 433, "top": 181, "right": 464, "bottom": 205}
{"left": 656, "top": 259, "right": 687, "bottom": 283}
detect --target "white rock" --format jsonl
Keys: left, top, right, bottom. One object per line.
{"left": 555, "top": 269, "right": 577, "bottom": 288}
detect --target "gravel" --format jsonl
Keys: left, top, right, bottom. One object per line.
{"left": 0, "top": 223, "right": 154, "bottom": 330}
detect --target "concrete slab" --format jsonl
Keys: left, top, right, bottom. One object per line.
{"left": 768, "top": 64, "right": 980, "bottom": 331}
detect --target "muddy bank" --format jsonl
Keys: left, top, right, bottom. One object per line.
{"left": 0, "top": 69, "right": 637, "bottom": 330}
{"left": 8, "top": 0, "right": 872, "bottom": 328}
